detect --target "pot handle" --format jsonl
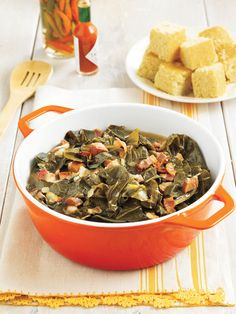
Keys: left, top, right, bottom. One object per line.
{"left": 18, "top": 106, "right": 73, "bottom": 137}
{"left": 167, "top": 185, "right": 234, "bottom": 230}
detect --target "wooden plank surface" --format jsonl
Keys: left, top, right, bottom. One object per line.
{"left": 0, "top": 0, "right": 236, "bottom": 313}
{"left": 0, "top": 0, "right": 39, "bottom": 220}
{"left": 204, "top": 0, "right": 236, "bottom": 292}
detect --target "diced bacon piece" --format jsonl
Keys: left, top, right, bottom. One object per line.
{"left": 153, "top": 141, "right": 166, "bottom": 152}
{"left": 156, "top": 152, "right": 169, "bottom": 165}
{"left": 89, "top": 143, "right": 108, "bottom": 156}
{"left": 152, "top": 142, "right": 163, "bottom": 152}
{"left": 166, "top": 162, "right": 176, "bottom": 176}
{"left": 45, "top": 172, "right": 57, "bottom": 183}
{"left": 182, "top": 176, "right": 199, "bottom": 193}
{"left": 79, "top": 151, "right": 91, "bottom": 157}
{"left": 37, "top": 170, "right": 57, "bottom": 183}
{"left": 65, "top": 197, "right": 83, "bottom": 206}
{"left": 94, "top": 129, "right": 103, "bottom": 137}
{"left": 58, "top": 172, "right": 73, "bottom": 180}
{"left": 160, "top": 173, "right": 174, "bottom": 181}
{"left": 114, "top": 138, "right": 127, "bottom": 158}
{"left": 157, "top": 165, "right": 167, "bottom": 173}
{"left": 68, "top": 161, "right": 85, "bottom": 172}
{"left": 163, "top": 197, "right": 175, "bottom": 213}
{"left": 37, "top": 169, "right": 48, "bottom": 180}
{"left": 136, "top": 155, "right": 157, "bottom": 171}
{"left": 155, "top": 152, "right": 169, "bottom": 172}
{"left": 153, "top": 141, "right": 161, "bottom": 150}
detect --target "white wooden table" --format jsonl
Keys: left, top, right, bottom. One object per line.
{"left": 0, "top": 0, "right": 236, "bottom": 313}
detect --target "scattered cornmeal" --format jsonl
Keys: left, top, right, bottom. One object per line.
{"left": 199, "top": 26, "right": 233, "bottom": 52}
{"left": 150, "top": 22, "right": 186, "bottom": 62}
{"left": 217, "top": 43, "right": 236, "bottom": 83}
{"left": 137, "top": 49, "right": 162, "bottom": 82}
{"left": 180, "top": 37, "right": 218, "bottom": 70}
{"left": 154, "top": 62, "right": 192, "bottom": 96}
{"left": 192, "top": 63, "right": 226, "bottom": 98}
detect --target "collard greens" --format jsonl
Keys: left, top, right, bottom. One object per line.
{"left": 27, "top": 126, "right": 212, "bottom": 223}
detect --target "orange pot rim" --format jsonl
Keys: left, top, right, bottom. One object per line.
{"left": 13, "top": 103, "right": 232, "bottom": 230}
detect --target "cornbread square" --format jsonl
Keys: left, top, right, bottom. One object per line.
{"left": 150, "top": 22, "right": 186, "bottom": 62}
{"left": 154, "top": 62, "right": 192, "bottom": 96}
{"left": 137, "top": 49, "right": 162, "bottom": 82}
{"left": 199, "top": 26, "right": 233, "bottom": 52}
{"left": 217, "top": 43, "right": 236, "bottom": 82}
{"left": 192, "top": 63, "right": 226, "bottom": 98}
{"left": 180, "top": 37, "right": 218, "bottom": 70}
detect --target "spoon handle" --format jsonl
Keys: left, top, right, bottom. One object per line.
{"left": 0, "top": 93, "right": 23, "bottom": 139}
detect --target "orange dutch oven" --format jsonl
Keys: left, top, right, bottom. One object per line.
{"left": 13, "top": 103, "right": 235, "bottom": 270}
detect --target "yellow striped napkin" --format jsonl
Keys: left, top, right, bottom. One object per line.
{"left": 0, "top": 86, "right": 235, "bottom": 311}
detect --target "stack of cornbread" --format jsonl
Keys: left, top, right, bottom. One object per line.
{"left": 137, "top": 22, "right": 236, "bottom": 98}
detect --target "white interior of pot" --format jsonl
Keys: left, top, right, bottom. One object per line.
{"left": 14, "top": 103, "right": 225, "bottom": 226}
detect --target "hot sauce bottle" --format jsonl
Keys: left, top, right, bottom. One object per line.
{"left": 73, "top": 0, "right": 98, "bottom": 75}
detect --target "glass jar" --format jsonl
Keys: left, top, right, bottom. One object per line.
{"left": 39, "top": 0, "right": 78, "bottom": 58}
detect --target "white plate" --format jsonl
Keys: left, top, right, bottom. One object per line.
{"left": 126, "top": 37, "right": 236, "bottom": 104}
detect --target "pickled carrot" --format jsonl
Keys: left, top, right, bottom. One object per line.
{"left": 59, "top": 34, "right": 73, "bottom": 43}
{"left": 55, "top": 9, "right": 72, "bottom": 35}
{"left": 58, "top": 0, "right": 66, "bottom": 11}
{"left": 40, "top": 0, "right": 75, "bottom": 57}
{"left": 46, "top": 40, "right": 74, "bottom": 53}
{"left": 71, "top": 0, "right": 78, "bottom": 22}
{"left": 65, "top": 0, "right": 72, "bottom": 20}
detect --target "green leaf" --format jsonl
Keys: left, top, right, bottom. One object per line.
{"left": 126, "top": 128, "right": 139, "bottom": 146}
{"left": 138, "top": 134, "right": 154, "bottom": 149}
{"left": 106, "top": 125, "right": 130, "bottom": 140}
{"left": 87, "top": 152, "right": 113, "bottom": 169}
{"left": 115, "top": 201, "right": 148, "bottom": 222}
{"left": 126, "top": 145, "right": 149, "bottom": 168}
{"left": 141, "top": 180, "right": 161, "bottom": 209}
{"left": 101, "top": 165, "right": 130, "bottom": 211}
{"left": 79, "top": 129, "right": 100, "bottom": 143}
{"left": 64, "top": 130, "right": 80, "bottom": 146}
{"left": 142, "top": 166, "right": 159, "bottom": 182}
{"left": 27, "top": 173, "right": 51, "bottom": 191}
{"left": 166, "top": 134, "right": 207, "bottom": 167}
{"left": 49, "top": 180, "right": 86, "bottom": 198}
{"left": 174, "top": 189, "right": 196, "bottom": 206}
{"left": 64, "top": 148, "right": 84, "bottom": 162}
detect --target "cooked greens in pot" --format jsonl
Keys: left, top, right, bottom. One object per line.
{"left": 27, "top": 125, "right": 212, "bottom": 223}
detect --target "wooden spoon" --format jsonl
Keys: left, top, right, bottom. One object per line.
{"left": 0, "top": 60, "right": 53, "bottom": 139}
